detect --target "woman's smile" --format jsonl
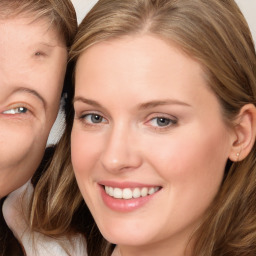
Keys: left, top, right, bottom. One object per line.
{"left": 71, "top": 34, "right": 234, "bottom": 250}
{"left": 98, "top": 181, "right": 162, "bottom": 212}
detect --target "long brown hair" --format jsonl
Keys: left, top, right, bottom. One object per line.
{"left": 0, "top": 0, "right": 77, "bottom": 255}
{"left": 31, "top": 0, "right": 256, "bottom": 255}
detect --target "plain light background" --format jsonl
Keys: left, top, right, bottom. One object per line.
{"left": 48, "top": 0, "right": 256, "bottom": 144}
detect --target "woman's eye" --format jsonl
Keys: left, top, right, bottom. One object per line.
{"left": 3, "top": 107, "right": 28, "bottom": 115}
{"left": 149, "top": 117, "right": 177, "bottom": 127}
{"left": 82, "top": 114, "right": 107, "bottom": 124}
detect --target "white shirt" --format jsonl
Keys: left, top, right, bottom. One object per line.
{"left": 2, "top": 181, "right": 87, "bottom": 256}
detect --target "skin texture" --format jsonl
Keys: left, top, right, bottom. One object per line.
{"left": 71, "top": 35, "right": 237, "bottom": 256}
{"left": 0, "top": 16, "right": 67, "bottom": 198}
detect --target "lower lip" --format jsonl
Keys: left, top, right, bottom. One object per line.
{"left": 99, "top": 186, "right": 159, "bottom": 212}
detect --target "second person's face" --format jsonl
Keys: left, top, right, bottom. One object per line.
{"left": 0, "top": 16, "right": 67, "bottom": 198}
{"left": 71, "top": 35, "right": 235, "bottom": 254}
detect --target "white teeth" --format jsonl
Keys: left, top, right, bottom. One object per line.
{"left": 113, "top": 188, "right": 122, "bottom": 199}
{"left": 109, "top": 187, "right": 114, "bottom": 196}
{"left": 123, "top": 188, "right": 133, "bottom": 199}
{"left": 141, "top": 187, "right": 148, "bottom": 197}
{"left": 148, "top": 187, "right": 155, "bottom": 195}
{"left": 104, "top": 186, "right": 160, "bottom": 200}
{"left": 132, "top": 188, "right": 141, "bottom": 198}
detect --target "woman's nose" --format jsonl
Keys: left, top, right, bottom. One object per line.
{"left": 100, "top": 125, "right": 142, "bottom": 174}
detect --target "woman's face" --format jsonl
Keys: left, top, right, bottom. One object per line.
{"left": 72, "top": 35, "right": 235, "bottom": 253}
{"left": 0, "top": 16, "right": 67, "bottom": 198}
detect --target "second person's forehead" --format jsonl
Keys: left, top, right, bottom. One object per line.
{"left": 0, "top": 15, "right": 61, "bottom": 46}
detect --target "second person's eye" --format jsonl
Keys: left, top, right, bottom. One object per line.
{"left": 3, "top": 107, "right": 28, "bottom": 115}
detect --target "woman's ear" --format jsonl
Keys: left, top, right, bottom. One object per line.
{"left": 229, "top": 104, "right": 256, "bottom": 162}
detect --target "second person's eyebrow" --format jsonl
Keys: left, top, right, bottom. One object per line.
{"left": 13, "top": 87, "right": 47, "bottom": 109}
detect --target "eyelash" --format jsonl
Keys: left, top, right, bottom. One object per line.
{"left": 78, "top": 112, "right": 178, "bottom": 131}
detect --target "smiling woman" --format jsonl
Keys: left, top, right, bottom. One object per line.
{"left": 72, "top": 35, "right": 231, "bottom": 222}
{"left": 71, "top": 34, "right": 252, "bottom": 255}
{"left": 29, "top": 0, "right": 256, "bottom": 256}
{"left": 0, "top": 0, "right": 78, "bottom": 255}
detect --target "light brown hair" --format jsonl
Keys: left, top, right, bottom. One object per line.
{"left": 31, "top": 0, "right": 256, "bottom": 255}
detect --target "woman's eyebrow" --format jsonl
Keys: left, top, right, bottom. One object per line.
{"left": 13, "top": 87, "right": 46, "bottom": 109}
{"left": 73, "top": 97, "right": 102, "bottom": 108}
{"left": 73, "top": 97, "right": 191, "bottom": 110}
{"left": 138, "top": 99, "right": 192, "bottom": 110}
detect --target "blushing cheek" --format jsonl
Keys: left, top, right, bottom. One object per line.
{"left": 71, "top": 133, "right": 100, "bottom": 215}
{"left": 143, "top": 136, "right": 194, "bottom": 180}
{"left": 71, "top": 134, "right": 85, "bottom": 183}
{"left": 199, "top": 127, "right": 230, "bottom": 175}
{"left": 148, "top": 128, "right": 228, "bottom": 191}
{"left": 148, "top": 133, "right": 227, "bottom": 228}
{"left": 177, "top": 132, "right": 227, "bottom": 198}
{"left": 71, "top": 131, "right": 97, "bottom": 193}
